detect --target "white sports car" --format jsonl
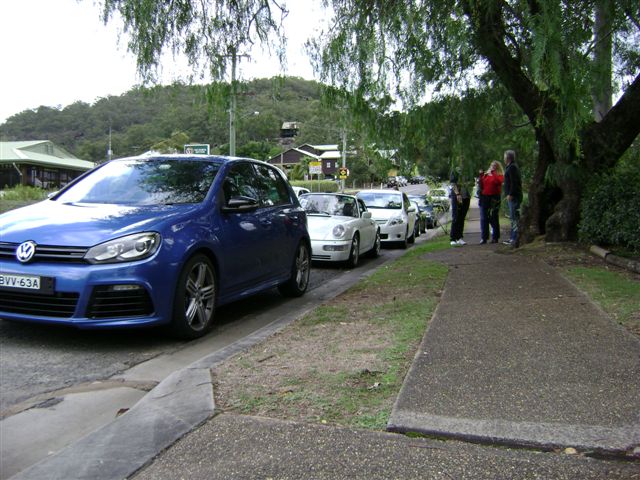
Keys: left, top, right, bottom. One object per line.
{"left": 298, "top": 193, "right": 381, "bottom": 267}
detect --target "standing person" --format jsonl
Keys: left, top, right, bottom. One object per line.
{"left": 449, "top": 169, "right": 471, "bottom": 246}
{"left": 478, "top": 161, "right": 504, "bottom": 244}
{"left": 502, "top": 149, "right": 523, "bottom": 246}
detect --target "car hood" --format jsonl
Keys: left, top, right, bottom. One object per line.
{"left": 0, "top": 200, "right": 200, "bottom": 246}
{"left": 366, "top": 208, "right": 403, "bottom": 221}
{"left": 306, "top": 215, "right": 352, "bottom": 239}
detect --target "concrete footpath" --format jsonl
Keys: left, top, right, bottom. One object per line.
{"left": 11, "top": 207, "right": 640, "bottom": 479}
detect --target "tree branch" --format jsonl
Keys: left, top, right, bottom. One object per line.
{"left": 582, "top": 72, "right": 640, "bottom": 170}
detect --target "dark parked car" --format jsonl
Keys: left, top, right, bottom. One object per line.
{"left": 0, "top": 154, "right": 311, "bottom": 338}
{"left": 408, "top": 194, "right": 437, "bottom": 229}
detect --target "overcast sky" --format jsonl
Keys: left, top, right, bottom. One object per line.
{"left": 0, "top": 0, "right": 323, "bottom": 124}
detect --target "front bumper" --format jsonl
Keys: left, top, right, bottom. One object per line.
{"left": 309, "top": 239, "right": 352, "bottom": 262}
{"left": 0, "top": 258, "right": 178, "bottom": 329}
{"left": 378, "top": 223, "right": 407, "bottom": 242}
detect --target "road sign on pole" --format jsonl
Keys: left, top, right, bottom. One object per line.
{"left": 309, "top": 161, "right": 322, "bottom": 175}
{"left": 184, "top": 144, "right": 210, "bottom": 155}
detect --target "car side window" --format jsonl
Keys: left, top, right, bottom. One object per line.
{"left": 253, "top": 164, "right": 291, "bottom": 207}
{"left": 357, "top": 199, "right": 367, "bottom": 216}
{"left": 403, "top": 194, "right": 411, "bottom": 211}
{"left": 224, "top": 162, "right": 260, "bottom": 204}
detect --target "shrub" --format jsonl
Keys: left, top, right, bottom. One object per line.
{"left": 290, "top": 180, "right": 339, "bottom": 193}
{"left": 579, "top": 163, "right": 640, "bottom": 254}
{"left": 1, "top": 185, "right": 50, "bottom": 201}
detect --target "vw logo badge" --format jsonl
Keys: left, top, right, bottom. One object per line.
{"left": 16, "top": 241, "right": 37, "bottom": 263}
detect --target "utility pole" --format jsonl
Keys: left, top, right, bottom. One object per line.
{"left": 229, "top": 49, "right": 237, "bottom": 157}
{"left": 341, "top": 127, "right": 347, "bottom": 192}
{"left": 107, "top": 123, "right": 113, "bottom": 162}
{"left": 228, "top": 48, "right": 250, "bottom": 157}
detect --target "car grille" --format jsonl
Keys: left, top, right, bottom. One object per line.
{"left": 311, "top": 254, "right": 332, "bottom": 260}
{"left": 374, "top": 219, "right": 387, "bottom": 225}
{"left": 86, "top": 286, "right": 154, "bottom": 319}
{"left": 0, "top": 290, "right": 79, "bottom": 318}
{"left": 0, "top": 242, "right": 88, "bottom": 263}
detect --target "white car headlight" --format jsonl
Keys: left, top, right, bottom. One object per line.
{"left": 85, "top": 232, "right": 161, "bottom": 264}
{"left": 388, "top": 215, "right": 405, "bottom": 226}
{"left": 332, "top": 224, "right": 346, "bottom": 238}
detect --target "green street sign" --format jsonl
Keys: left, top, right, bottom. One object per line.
{"left": 184, "top": 144, "right": 210, "bottom": 155}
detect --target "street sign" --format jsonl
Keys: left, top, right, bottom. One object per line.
{"left": 309, "top": 161, "right": 322, "bottom": 175}
{"left": 338, "top": 167, "right": 349, "bottom": 179}
{"left": 184, "top": 144, "right": 210, "bottom": 155}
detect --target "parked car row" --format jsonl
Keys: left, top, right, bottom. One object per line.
{"left": 0, "top": 152, "right": 440, "bottom": 339}
{"left": 386, "top": 175, "right": 409, "bottom": 188}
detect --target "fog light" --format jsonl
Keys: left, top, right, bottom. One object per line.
{"left": 323, "top": 245, "right": 348, "bottom": 252}
{"left": 110, "top": 284, "right": 143, "bottom": 292}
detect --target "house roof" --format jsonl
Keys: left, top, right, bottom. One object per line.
{"left": 311, "top": 144, "right": 339, "bottom": 152}
{"left": 0, "top": 141, "right": 95, "bottom": 171}
{"left": 320, "top": 151, "right": 341, "bottom": 160}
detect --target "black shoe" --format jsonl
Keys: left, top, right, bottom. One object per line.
{"left": 479, "top": 240, "right": 487, "bottom": 245}
{"left": 491, "top": 239, "right": 498, "bottom": 243}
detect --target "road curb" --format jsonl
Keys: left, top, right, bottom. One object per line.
{"left": 11, "top": 367, "right": 214, "bottom": 480}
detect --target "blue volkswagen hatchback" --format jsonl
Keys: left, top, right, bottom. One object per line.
{"left": 0, "top": 154, "right": 311, "bottom": 338}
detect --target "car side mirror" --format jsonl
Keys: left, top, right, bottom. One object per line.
{"left": 362, "top": 211, "right": 372, "bottom": 219}
{"left": 221, "top": 196, "right": 260, "bottom": 213}
{"left": 408, "top": 206, "right": 416, "bottom": 213}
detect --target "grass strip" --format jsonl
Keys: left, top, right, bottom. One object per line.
{"left": 214, "top": 236, "right": 450, "bottom": 430}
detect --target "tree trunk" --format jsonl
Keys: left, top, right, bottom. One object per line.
{"left": 520, "top": 133, "right": 561, "bottom": 243}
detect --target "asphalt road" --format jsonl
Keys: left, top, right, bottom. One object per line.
{"left": 0, "top": 264, "right": 343, "bottom": 414}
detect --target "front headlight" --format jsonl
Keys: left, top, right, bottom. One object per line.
{"left": 85, "top": 232, "right": 161, "bottom": 264}
{"left": 332, "top": 224, "right": 346, "bottom": 238}
{"left": 388, "top": 215, "right": 405, "bottom": 226}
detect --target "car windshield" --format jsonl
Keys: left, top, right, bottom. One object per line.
{"left": 356, "top": 192, "right": 402, "bottom": 209}
{"left": 409, "top": 196, "right": 431, "bottom": 207}
{"left": 55, "top": 158, "right": 222, "bottom": 205}
{"left": 299, "top": 194, "right": 358, "bottom": 217}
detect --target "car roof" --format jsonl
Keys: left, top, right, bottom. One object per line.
{"left": 357, "top": 189, "right": 402, "bottom": 194}
{"left": 116, "top": 153, "right": 270, "bottom": 167}
{"left": 300, "top": 192, "right": 357, "bottom": 199}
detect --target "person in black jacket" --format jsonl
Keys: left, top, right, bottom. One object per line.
{"left": 502, "top": 150, "right": 523, "bottom": 246}
{"left": 449, "top": 169, "right": 471, "bottom": 246}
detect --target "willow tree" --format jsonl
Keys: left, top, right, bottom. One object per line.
{"left": 309, "top": 0, "right": 640, "bottom": 243}
{"left": 100, "top": 0, "right": 288, "bottom": 154}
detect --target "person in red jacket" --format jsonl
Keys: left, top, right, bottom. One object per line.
{"left": 478, "top": 161, "right": 504, "bottom": 244}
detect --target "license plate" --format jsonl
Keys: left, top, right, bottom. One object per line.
{"left": 0, "top": 273, "right": 42, "bottom": 290}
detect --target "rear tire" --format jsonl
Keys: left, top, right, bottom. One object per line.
{"left": 171, "top": 254, "right": 216, "bottom": 339}
{"left": 400, "top": 227, "right": 409, "bottom": 249}
{"left": 408, "top": 226, "right": 415, "bottom": 244}
{"left": 278, "top": 242, "right": 311, "bottom": 297}
{"left": 367, "top": 230, "right": 381, "bottom": 258}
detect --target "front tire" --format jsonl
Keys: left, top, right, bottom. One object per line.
{"left": 278, "top": 241, "right": 311, "bottom": 297}
{"left": 346, "top": 234, "right": 360, "bottom": 268}
{"left": 171, "top": 254, "right": 216, "bottom": 339}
